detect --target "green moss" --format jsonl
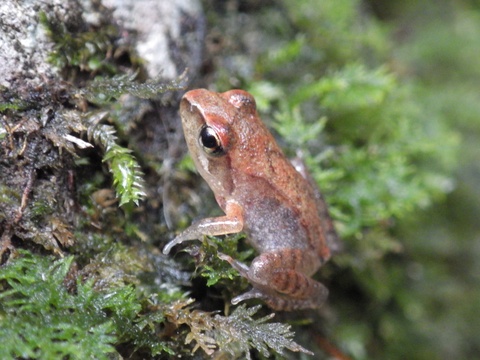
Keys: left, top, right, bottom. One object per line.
{"left": 161, "top": 299, "right": 312, "bottom": 359}
{"left": 39, "top": 12, "right": 119, "bottom": 76}
{"left": 0, "top": 249, "right": 316, "bottom": 359}
{"left": 0, "top": 250, "right": 175, "bottom": 359}
{"left": 82, "top": 71, "right": 188, "bottom": 105}
{"left": 0, "top": 100, "right": 28, "bottom": 113}
{"left": 194, "top": 234, "right": 253, "bottom": 288}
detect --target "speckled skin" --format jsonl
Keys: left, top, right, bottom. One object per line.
{"left": 163, "top": 89, "right": 337, "bottom": 310}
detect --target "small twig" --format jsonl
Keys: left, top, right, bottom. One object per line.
{"left": 0, "top": 169, "right": 37, "bottom": 261}
{"left": 1, "top": 116, "right": 30, "bottom": 152}
{"left": 1, "top": 116, "right": 14, "bottom": 150}
{"left": 10, "top": 117, "right": 29, "bottom": 133}
{"left": 17, "top": 134, "right": 29, "bottom": 157}
{"left": 17, "top": 169, "right": 36, "bottom": 222}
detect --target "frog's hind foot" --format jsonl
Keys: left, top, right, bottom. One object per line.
{"left": 219, "top": 250, "right": 329, "bottom": 311}
{"left": 231, "top": 287, "right": 328, "bottom": 311}
{"left": 262, "top": 292, "right": 328, "bottom": 311}
{"left": 218, "top": 252, "right": 250, "bottom": 274}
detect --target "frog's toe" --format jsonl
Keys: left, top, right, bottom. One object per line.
{"left": 231, "top": 288, "right": 266, "bottom": 305}
{"left": 218, "top": 252, "right": 250, "bottom": 275}
{"left": 162, "top": 237, "right": 183, "bottom": 255}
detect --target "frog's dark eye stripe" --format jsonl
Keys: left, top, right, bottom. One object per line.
{"left": 199, "top": 125, "right": 225, "bottom": 156}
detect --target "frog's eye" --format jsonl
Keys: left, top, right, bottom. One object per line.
{"left": 199, "top": 125, "right": 225, "bottom": 156}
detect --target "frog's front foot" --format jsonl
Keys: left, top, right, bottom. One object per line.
{"left": 163, "top": 205, "right": 245, "bottom": 255}
{"left": 219, "top": 250, "right": 328, "bottom": 311}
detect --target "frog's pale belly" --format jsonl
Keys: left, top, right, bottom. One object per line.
{"left": 242, "top": 197, "right": 309, "bottom": 253}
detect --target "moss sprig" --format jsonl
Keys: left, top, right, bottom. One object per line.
{"left": 163, "top": 300, "right": 312, "bottom": 358}
{"left": 83, "top": 70, "right": 188, "bottom": 105}
{"left": 85, "top": 112, "right": 146, "bottom": 206}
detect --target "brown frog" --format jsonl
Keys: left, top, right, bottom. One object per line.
{"left": 163, "top": 89, "right": 338, "bottom": 310}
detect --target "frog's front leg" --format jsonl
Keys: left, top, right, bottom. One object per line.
{"left": 219, "top": 249, "right": 328, "bottom": 311}
{"left": 163, "top": 201, "right": 244, "bottom": 255}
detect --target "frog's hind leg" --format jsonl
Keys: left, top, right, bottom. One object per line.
{"left": 219, "top": 249, "right": 328, "bottom": 311}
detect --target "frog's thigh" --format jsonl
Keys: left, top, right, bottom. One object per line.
{"left": 248, "top": 249, "right": 326, "bottom": 300}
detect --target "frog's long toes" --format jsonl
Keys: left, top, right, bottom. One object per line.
{"left": 218, "top": 252, "right": 250, "bottom": 274}
{"left": 217, "top": 252, "right": 233, "bottom": 262}
{"left": 162, "top": 237, "right": 184, "bottom": 255}
{"left": 231, "top": 288, "right": 265, "bottom": 305}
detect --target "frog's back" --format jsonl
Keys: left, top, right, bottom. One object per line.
{"left": 223, "top": 90, "right": 332, "bottom": 260}
{"left": 230, "top": 140, "right": 331, "bottom": 260}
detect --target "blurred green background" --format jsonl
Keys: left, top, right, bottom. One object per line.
{"left": 313, "top": 0, "right": 480, "bottom": 358}
{"left": 361, "top": 1, "right": 480, "bottom": 358}
{"left": 379, "top": 1, "right": 480, "bottom": 358}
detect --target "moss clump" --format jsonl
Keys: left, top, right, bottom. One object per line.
{"left": 0, "top": 250, "right": 173, "bottom": 359}
{"left": 0, "top": 249, "right": 313, "bottom": 360}
{"left": 39, "top": 11, "right": 120, "bottom": 76}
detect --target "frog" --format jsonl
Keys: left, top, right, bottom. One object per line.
{"left": 163, "top": 89, "right": 338, "bottom": 311}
